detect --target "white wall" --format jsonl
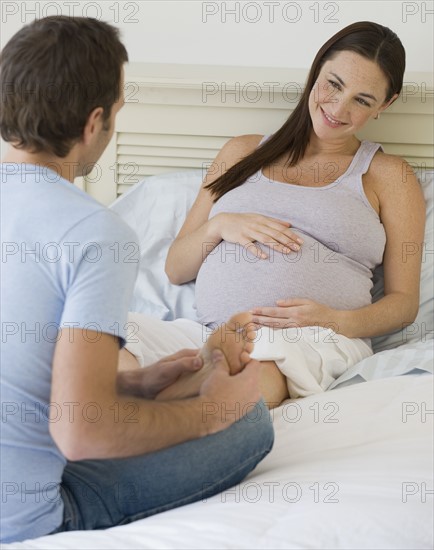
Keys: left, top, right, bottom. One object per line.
{"left": 1, "top": 0, "right": 433, "bottom": 72}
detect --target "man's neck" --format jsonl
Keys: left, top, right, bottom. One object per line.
{"left": 2, "top": 147, "right": 79, "bottom": 183}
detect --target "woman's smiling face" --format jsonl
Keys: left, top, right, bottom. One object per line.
{"left": 308, "top": 50, "right": 395, "bottom": 141}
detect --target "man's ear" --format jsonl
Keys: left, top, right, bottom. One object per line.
{"left": 82, "top": 107, "right": 104, "bottom": 145}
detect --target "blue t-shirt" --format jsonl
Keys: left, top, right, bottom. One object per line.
{"left": 1, "top": 164, "right": 139, "bottom": 542}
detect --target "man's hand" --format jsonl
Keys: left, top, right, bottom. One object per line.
{"left": 199, "top": 349, "right": 262, "bottom": 435}
{"left": 117, "top": 349, "right": 203, "bottom": 399}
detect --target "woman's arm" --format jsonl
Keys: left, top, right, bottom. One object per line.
{"left": 335, "top": 155, "right": 426, "bottom": 338}
{"left": 165, "top": 134, "right": 303, "bottom": 285}
{"left": 165, "top": 134, "right": 263, "bottom": 285}
{"left": 250, "top": 156, "right": 426, "bottom": 339}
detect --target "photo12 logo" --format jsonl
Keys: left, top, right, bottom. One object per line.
{"left": 401, "top": 401, "right": 433, "bottom": 423}
{"left": 402, "top": 1, "right": 434, "bottom": 22}
{"left": 202, "top": 480, "right": 340, "bottom": 503}
{"left": 402, "top": 482, "right": 433, "bottom": 503}
{"left": 202, "top": 1, "right": 340, "bottom": 24}
{"left": 1, "top": 2, "right": 140, "bottom": 24}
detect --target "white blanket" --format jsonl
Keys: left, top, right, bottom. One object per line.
{"left": 5, "top": 372, "right": 433, "bottom": 550}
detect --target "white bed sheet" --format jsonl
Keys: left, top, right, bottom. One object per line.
{"left": 5, "top": 371, "right": 433, "bottom": 550}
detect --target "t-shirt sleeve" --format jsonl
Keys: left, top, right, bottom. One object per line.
{"left": 58, "top": 209, "right": 139, "bottom": 347}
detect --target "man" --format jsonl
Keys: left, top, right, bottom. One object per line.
{"left": 0, "top": 16, "right": 274, "bottom": 543}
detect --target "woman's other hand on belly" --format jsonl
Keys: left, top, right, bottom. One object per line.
{"left": 250, "top": 298, "right": 338, "bottom": 332}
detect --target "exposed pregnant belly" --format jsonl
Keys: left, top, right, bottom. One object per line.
{"left": 195, "top": 232, "right": 374, "bottom": 326}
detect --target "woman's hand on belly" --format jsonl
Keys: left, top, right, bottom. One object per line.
{"left": 250, "top": 298, "right": 338, "bottom": 331}
{"left": 213, "top": 212, "right": 304, "bottom": 259}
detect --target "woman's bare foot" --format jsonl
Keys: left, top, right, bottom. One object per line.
{"left": 155, "top": 312, "right": 256, "bottom": 401}
{"left": 199, "top": 311, "right": 256, "bottom": 375}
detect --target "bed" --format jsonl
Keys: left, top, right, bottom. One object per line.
{"left": 4, "top": 64, "right": 433, "bottom": 549}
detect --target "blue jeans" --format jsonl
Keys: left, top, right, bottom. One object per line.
{"left": 52, "top": 399, "right": 273, "bottom": 533}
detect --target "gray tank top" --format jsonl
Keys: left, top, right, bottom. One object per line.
{"left": 195, "top": 138, "right": 386, "bottom": 337}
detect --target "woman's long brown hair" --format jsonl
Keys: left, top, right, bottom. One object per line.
{"left": 205, "top": 21, "right": 405, "bottom": 202}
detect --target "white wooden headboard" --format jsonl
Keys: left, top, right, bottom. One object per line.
{"left": 83, "top": 63, "right": 434, "bottom": 205}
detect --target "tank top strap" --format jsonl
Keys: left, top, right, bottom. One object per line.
{"left": 346, "top": 140, "right": 384, "bottom": 177}
{"left": 259, "top": 136, "right": 381, "bottom": 174}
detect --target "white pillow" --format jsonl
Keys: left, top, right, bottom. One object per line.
{"left": 110, "top": 171, "right": 203, "bottom": 320}
{"left": 110, "top": 169, "right": 433, "bottom": 353}
{"left": 329, "top": 339, "right": 433, "bottom": 390}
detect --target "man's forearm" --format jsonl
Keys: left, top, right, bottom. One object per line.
{"left": 63, "top": 393, "right": 212, "bottom": 461}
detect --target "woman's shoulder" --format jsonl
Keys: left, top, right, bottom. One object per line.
{"left": 368, "top": 148, "right": 422, "bottom": 199}
{"left": 217, "top": 134, "right": 264, "bottom": 166}
{"left": 369, "top": 148, "right": 416, "bottom": 181}
{"left": 202, "top": 134, "right": 264, "bottom": 189}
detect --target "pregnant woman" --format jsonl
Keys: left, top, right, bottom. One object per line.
{"left": 122, "top": 21, "right": 425, "bottom": 406}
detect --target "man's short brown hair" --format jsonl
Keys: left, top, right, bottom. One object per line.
{"left": 0, "top": 16, "right": 128, "bottom": 157}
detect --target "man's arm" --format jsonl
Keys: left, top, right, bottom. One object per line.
{"left": 50, "top": 329, "right": 261, "bottom": 461}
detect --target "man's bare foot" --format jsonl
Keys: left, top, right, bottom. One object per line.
{"left": 155, "top": 312, "right": 256, "bottom": 401}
